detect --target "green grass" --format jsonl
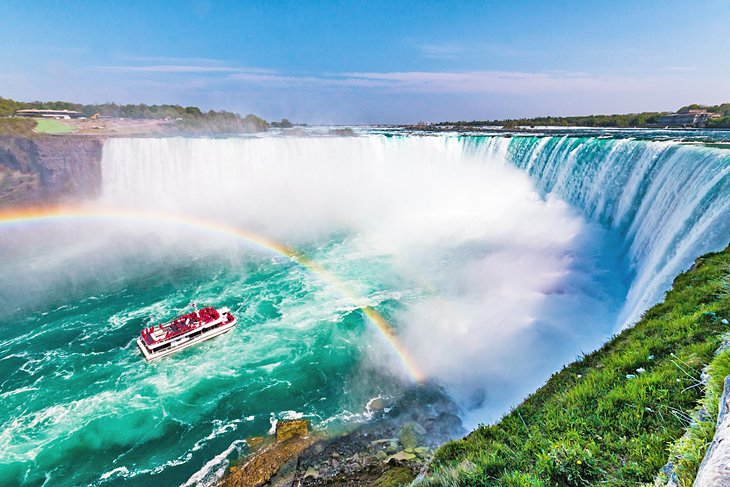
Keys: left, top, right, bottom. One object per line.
{"left": 33, "top": 118, "right": 75, "bottom": 134}
{"left": 422, "top": 247, "right": 730, "bottom": 486}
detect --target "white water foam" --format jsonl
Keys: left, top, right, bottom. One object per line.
{"left": 181, "top": 439, "right": 248, "bottom": 487}
{"left": 100, "top": 135, "right": 627, "bottom": 424}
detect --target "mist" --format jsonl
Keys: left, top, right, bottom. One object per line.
{"left": 97, "top": 135, "right": 627, "bottom": 425}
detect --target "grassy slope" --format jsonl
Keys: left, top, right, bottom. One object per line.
{"left": 424, "top": 246, "right": 730, "bottom": 486}
{"left": 0, "top": 118, "right": 37, "bottom": 136}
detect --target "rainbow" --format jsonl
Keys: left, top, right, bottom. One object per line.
{"left": 0, "top": 205, "right": 425, "bottom": 382}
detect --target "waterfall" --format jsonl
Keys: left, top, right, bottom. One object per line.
{"left": 465, "top": 136, "right": 730, "bottom": 325}
{"left": 102, "top": 134, "right": 730, "bottom": 328}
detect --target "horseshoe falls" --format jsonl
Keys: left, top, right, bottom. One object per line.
{"left": 1, "top": 133, "right": 729, "bottom": 486}
{"left": 464, "top": 135, "right": 730, "bottom": 326}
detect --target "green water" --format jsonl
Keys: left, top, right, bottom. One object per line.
{"left": 5, "top": 132, "right": 706, "bottom": 486}
{"left": 0, "top": 224, "right": 411, "bottom": 486}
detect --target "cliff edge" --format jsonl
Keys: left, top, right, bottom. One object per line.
{"left": 0, "top": 136, "right": 104, "bottom": 206}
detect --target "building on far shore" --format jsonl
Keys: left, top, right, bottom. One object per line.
{"left": 656, "top": 108, "right": 721, "bottom": 128}
{"left": 15, "top": 109, "right": 83, "bottom": 119}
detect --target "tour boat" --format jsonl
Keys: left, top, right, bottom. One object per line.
{"left": 136, "top": 306, "right": 237, "bottom": 361}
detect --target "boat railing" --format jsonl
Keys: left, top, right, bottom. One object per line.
{"left": 140, "top": 307, "right": 225, "bottom": 344}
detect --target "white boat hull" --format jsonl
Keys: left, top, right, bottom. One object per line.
{"left": 137, "top": 317, "right": 237, "bottom": 361}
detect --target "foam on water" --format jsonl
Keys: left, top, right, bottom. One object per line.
{"left": 1, "top": 133, "right": 728, "bottom": 485}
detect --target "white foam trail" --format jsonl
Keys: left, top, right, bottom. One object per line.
{"left": 99, "top": 467, "right": 129, "bottom": 481}
{"left": 100, "top": 135, "right": 625, "bottom": 424}
{"left": 181, "top": 439, "right": 247, "bottom": 487}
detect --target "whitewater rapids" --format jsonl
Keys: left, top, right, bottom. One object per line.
{"left": 0, "top": 133, "right": 728, "bottom": 486}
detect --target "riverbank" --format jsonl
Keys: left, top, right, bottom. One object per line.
{"left": 217, "top": 384, "right": 464, "bottom": 486}
{"left": 420, "top": 246, "right": 730, "bottom": 485}
{"left": 219, "top": 246, "right": 730, "bottom": 486}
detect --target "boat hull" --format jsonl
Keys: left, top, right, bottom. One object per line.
{"left": 137, "top": 317, "right": 237, "bottom": 361}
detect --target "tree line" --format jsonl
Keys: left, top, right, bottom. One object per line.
{"left": 0, "top": 96, "right": 270, "bottom": 132}
{"left": 431, "top": 102, "right": 730, "bottom": 129}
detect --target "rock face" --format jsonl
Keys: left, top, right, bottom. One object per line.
{"left": 222, "top": 419, "right": 314, "bottom": 487}
{"left": 694, "top": 375, "right": 730, "bottom": 487}
{"left": 217, "top": 383, "right": 464, "bottom": 486}
{"left": 281, "top": 383, "right": 464, "bottom": 486}
{"left": 0, "top": 136, "right": 104, "bottom": 206}
{"left": 276, "top": 419, "right": 310, "bottom": 443}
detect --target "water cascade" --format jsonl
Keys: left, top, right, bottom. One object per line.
{"left": 464, "top": 135, "right": 730, "bottom": 325}
{"left": 0, "top": 133, "right": 728, "bottom": 486}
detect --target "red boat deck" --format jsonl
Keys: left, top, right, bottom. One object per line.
{"left": 140, "top": 307, "right": 233, "bottom": 345}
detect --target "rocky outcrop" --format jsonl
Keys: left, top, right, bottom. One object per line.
{"left": 0, "top": 136, "right": 104, "bottom": 206}
{"left": 222, "top": 420, "right": 316, "bottom": 487}
{"left": 218, "top": 384, "right": 464, "bottom": 487}
{"left": 694, "top": 375, "right": 730, "bottom": 487}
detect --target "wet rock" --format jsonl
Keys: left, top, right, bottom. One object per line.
{"left": 370, "top": 398, "right": 385, "bottom": 411}
{"left": 387, "top": 451, "right": 417, "bottom": 463}
{"left": 276, "top": 419, "right": 309, "bottom": 442}
{"left": 247, "top": 436, "right": 265, "bottom": 450}
{"left": 399, "top": 421, "right": 426, "bottom": 450}
{"left": 304, "top": 467, "right": 319, "bottom": 479}
{"left": 261, "top": 382, "right": 464, "bottom": 485}
{"left": 370, "top": 438, "right": 396, "bottom": 446}
{"left": 222, "top": 434, "right": 315, "bottom": 487}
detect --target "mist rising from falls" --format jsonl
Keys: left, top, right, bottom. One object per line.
{"left": 100, "top": 136, "right": 628, "bottom": 424}
{"left": 3, "top": 133, "right": 725, "bottom": 485}
{"left": 464, "top": 136, "right": 730, "bottom": 326}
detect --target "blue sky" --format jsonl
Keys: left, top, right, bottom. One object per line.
{"left": 1, "top": 0, "right": 729, "bottom": 123}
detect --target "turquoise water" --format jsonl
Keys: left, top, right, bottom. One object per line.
{"left": 0, "top": 224, "right": 414, "bottom": 486}
{"left": 2, "top": 133, "right": 728, "bottom": 486}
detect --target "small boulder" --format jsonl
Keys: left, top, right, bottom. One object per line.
{"left": 399, "top": 421, "right": 427, "bottom": 450}
{"left": 275, "top": 419, "right": 309, "bottom": 443}
{"left": 304, "top": 467, "right": 319, "bottom": 480}
{"left": 387, "top": 451, "right": 417, "bottom": 463}
{"left": 369, "top": 398, "right": 385, "bottom": 412}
